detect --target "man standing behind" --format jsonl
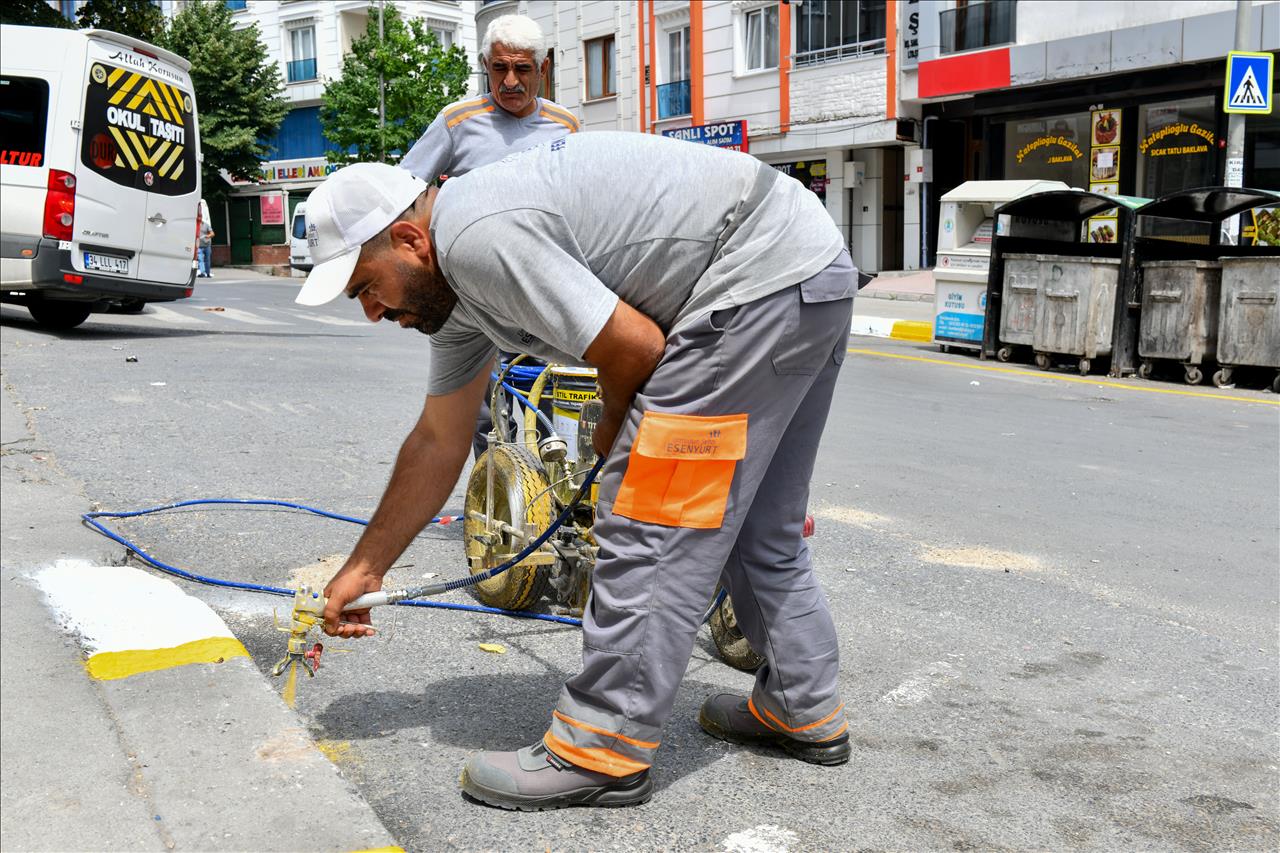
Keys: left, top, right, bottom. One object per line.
{"left": 400, "top": 13, "right": 579, "bottom": 458}
{"left": 400, "top": 14, "right": 579, "bottom": 184}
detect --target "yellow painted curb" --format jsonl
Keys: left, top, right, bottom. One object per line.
{"left": 348, "top": 848, "right": 405, "bottom": 853}
{"left": 888, "top": 320, "right": 933, "bottom": 342}
{"left": 86, "top": 636, "right": 249, "bottom": 681}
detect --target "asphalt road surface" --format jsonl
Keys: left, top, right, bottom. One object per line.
{"left": 2, "top": 276, "right": 1277, "bottom": 852}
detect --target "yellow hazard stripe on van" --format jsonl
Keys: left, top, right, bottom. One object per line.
{"left": 109, "top": 71, "right": 142, "bottom": 105}
{"left": 109, "top": 126, "right": 139, "bottom": 169}
{"left": 127, "top": 79, "right": 172, "bottom": 121}
{"left": 85, "top": 636, "right": 249, "bottom": 681}
{"left": 159, "top": 143, "right": 184, "bottom": 177}
{"left": 159, "top": 81, "right": 185, "bottom": 125}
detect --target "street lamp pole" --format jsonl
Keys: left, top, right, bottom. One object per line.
{"left": 378, "top": 0, "right": 386, "bottom": 163}
{"left": 1223, "top": 0, "right": 1251, "bottom": 244}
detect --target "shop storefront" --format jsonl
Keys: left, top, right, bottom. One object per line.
{"left": 925, "top": 57, "right": 1279, "bottom": 250}
{"left": 214, "top": 156, "right": 338, "bottom": 270}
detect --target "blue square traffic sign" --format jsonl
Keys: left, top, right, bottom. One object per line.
{"left": 1224, "top": 51, "right": 1273, "bottom": 114}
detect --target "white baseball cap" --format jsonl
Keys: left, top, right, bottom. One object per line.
{"left": 295, "top": 162, "right": 428, "bottom": 306}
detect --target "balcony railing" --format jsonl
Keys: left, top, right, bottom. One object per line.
{"left": 287, "top": 58, "right": 317, "bottom": 83}
{"left": 657, "top": 79, "right": 690, "bottom": 120}
{"left": 940, "top": 1, "right": 1016, "bottom": 54}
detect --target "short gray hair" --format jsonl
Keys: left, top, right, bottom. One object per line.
{"left": 480, "top": 15, "right": 547, "bottom": 65}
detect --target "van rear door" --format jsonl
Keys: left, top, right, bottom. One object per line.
{"left": 78, "top": 38, "right": 199, "bottom": 286}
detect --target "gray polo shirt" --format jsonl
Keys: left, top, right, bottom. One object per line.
{"left": 426, "top": 131, "right": 847, "bottom": 395}
{"left": 399, "top": 93, "right": 580, "bottom": 182}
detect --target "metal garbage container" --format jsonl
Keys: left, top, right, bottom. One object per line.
{"left": 996, "top": 253, "right": 1041, "bottom": 362}
{"left": 1137, "top": 260, "right": 1222, "bottom": 385}
{"left": 1032, "top": 256, "right": 1121, "bottom": 375}
{"left": 1214, "top": 256, "right": 1280, "bottom": 391}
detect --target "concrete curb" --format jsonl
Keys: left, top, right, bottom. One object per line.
{"left": 0, "top": 381, "right": 400, "bottom": 853}
{"left": 851, "top": 315, "right": 934, "bottom": 342}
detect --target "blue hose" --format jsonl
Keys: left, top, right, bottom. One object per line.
{"left": 82, "top": 497, "right": 586, "bottom": 627}
{"left": 82, "top": 463, "right": 729, "bottom": 628}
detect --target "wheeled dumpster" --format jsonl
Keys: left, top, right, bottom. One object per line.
{"left": 1216, "top": 257, "right": 1280, "bottom": 392}
{"left": 1031, "top": 256, "right": 1121, "bottom": 375}
{"left": 1137, "top": 261, "right": 1221, "bottom": 385}
{"left": 982, "top": 190, "right": 1147, "bottom": 375}
{"left": 996, "top": 253, "right": 1041, "bottom": 358}
{"left": 1132, "top": 187, "right": 1280, "bottom": 388}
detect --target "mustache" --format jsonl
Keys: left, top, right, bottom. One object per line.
{"left": 499, "top": 84, "right": 525, "bottom": 94}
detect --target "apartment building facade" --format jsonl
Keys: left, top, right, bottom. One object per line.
{"left": 216, "top": 0, "right": 478, "bottom": 267}
{"left": 903, "top": 0, "right": 1280, "bottom": 259}
{"left": 483, "top": 0, "right": 919, "bottom": 272}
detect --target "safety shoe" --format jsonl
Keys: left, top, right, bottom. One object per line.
{"left": 698, "top": 693, "right": 851, "bottom": 766}
{"left": 460, "top": 740, "right": 653, "bottom": 811}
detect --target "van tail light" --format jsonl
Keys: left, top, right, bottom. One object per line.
{"left": 42, "top": 169, "right": 76, "bottom": 242}
{"left": 194, "top": 203, "right": 203, "bottom": 260}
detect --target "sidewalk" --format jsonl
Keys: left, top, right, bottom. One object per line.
{"left": 0, "top": 382, "right": 399, "bottom": 852}
{"left": 853, "top": 268, "right": 936, "bottom": 342}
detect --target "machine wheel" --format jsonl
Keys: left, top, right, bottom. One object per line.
{"left": 939, "top": 344, "right": 950, "bottom": 354}
{"left": 463, "top": 445, "right": 553, "bottom": 611}
{"left": 1213, "top": 368, "right": 1234, "bottom": 388}
{"left": 709, "top": 590, "right": 765, "bottom": 672}
{"left": 1272, "top": 373, "right": 1280, "bottom": 394}
{"left": 1033, "top": 353, "right": 1050, "bottom": 371}
{"left": 1184, "top": 365, "right": 1203, "bottom": 386}
{"left": 1138, "top": 360, "right": 1154, "bottom": 380}
{"left": 28, "top": 301, "right": 91, "bottom": 330}
{"left": 1078, "top": 358, "right": 1091, "bottom": 376}
{"left": 996, "top": 346, "right": 1013, "bottom": 363}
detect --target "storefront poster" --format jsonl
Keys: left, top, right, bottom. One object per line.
{"left": 1087, "top": 217, "right": 1118, "bottom": 244}
{"left": 259, "top": 193, "right": 285, "bottom": 226}
{"left": 1243, "top": 208, "right": 1280, "bottom": 246}
{"left": 1090, "top": 146, "right": 1120, "bottom": 182}
{"left": 771, "top": 160, "right": 828, "bottom": 201}
{"left": 1091, "top": 109, "right": 1121, "bottom": 146}
{"left": 1090, "top": 181, "right": 1119, "bottom": 195}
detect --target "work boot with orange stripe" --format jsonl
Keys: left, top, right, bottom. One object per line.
{"left": 698, "top": 693, "right": 851, "bottom": 765}
{"left": 460, "top": 741, "right": 654, "bottom": 811}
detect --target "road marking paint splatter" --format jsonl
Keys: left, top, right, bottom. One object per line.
{"left": 922, "top": 546, "right": 1042, "bottom": 572}
{"left": 880, "top": 661, "right": 961, "bottom": 706}
{"left": 721, "top": 825, "right": 799, "bottom": 853}
{"left": 813, "top": 505, "right": 892, "bottom": 527}
{"left": 34, "top": 560, "right": 247, "bottom": 680}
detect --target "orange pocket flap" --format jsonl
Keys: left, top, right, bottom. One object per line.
{"left": 632, "top": 413, "right": 748, "bottom": 461}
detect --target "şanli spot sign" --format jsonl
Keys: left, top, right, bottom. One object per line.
{"left": 661, "top": 120, "right": 749, "bottom": 152}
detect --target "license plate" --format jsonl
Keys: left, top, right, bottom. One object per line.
{"left": 84, "top": 252, "right": 129, "bottom": 274}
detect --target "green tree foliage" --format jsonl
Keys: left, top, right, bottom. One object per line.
{"left": 0, "top": 0, "right": 76, "bottom": 29}
{"left": 158, "top": 1, "right": 288, "bottom": 203}
{"left": 75, "top": 0, "right": 165, "bottom": 42}
{"left": 321, "top": 5, "right": 471, "bottom": 164}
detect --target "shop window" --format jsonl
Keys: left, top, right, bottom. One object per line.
{"left": 940, "top": 0, "right": 1016, "bottom": 55}
{"left": 0, "top": 76, "right": 49, "bottom": 167}
{"left": 287, "top": 26, "right": 317, "bottom": 83}
{"left": 796, "top": 0, "right": 887, "bottom": 66}
{"left": 1136, "top": 97, "right": 1218, "bottom": 240}
{"left": 1001, "top": 111, "right": 1090, "bottom": 189}
{"left": 585, "top": 35, "right": 615, "bottom": 100}
{"left": 744, "top": 5, "right": 779, "bottom": 72}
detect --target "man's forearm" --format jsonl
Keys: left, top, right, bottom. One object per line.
{"left": 344, "top": 427, "right": 469, "bottom": 580}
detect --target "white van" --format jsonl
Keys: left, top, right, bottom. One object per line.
{"left": 0, "top": 25, "right": 202, "bottom": 329}
{"left": 289, "top": 202, "right": 312, "bottom": 273}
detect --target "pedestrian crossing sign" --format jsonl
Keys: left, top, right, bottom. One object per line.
{"left": 1224, "top": 51, "right": 1273, "bottom": 115}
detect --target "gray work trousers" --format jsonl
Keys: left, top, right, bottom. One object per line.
{"left": 545, "top": 250, "right": 856, "bottom": 776}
